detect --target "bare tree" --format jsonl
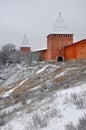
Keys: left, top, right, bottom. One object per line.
{"left": 9, "top": 50, "right": 21, "bottom": 63}
{"left": 2, "top": 43, "right": 16, "bottom": 53}
{"left": 0, "top": 43, "right": 21, "bottom": 66}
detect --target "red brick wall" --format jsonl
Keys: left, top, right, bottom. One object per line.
{"left": 33, "top": 49, "right": 47, "bottom": 61}
{"left": 47, "top": 34, "right": 73, "bottom": 61}
{"left": 41, "top": 49, "right": 47, "bottom": 61}
{"left": 64, "top": 44, "right": 77, "bottom": 60}
{"left": 20, "top": 47, "right": 30, "bottom": 54}
{"left": 64, "top": 39, "right": 86, "bottom": 60}
{"left": 77, "top": 40, "right": 86, "bottom": 59}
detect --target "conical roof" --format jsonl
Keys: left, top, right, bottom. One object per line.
{"left": 52, "top": 13, "right": 72, "bottom": 34}
{"left": 21, "top": 35, "right": 30, "bottom": 47}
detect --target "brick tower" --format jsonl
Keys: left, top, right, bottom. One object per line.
{"left": 20, "top": 35, "right": 31, "bottom": 54}
{"left": 47, "top": 13, "right": 73, "bottom": 61}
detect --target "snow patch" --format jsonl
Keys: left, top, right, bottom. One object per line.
{"left": 36, "top": 64, "right": 58, "bottom": 74}
{"left": 2, "top": 78, "right": 28, "bottom": 98}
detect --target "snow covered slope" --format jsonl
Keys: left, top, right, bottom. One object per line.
{"left": 0, "top": 61, "right": 86, "bottom": 130}
{"left": 0, "top": 62, "right": 57, "bottom": 88}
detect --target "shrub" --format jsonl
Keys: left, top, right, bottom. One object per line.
{"left": 65, "top": 122, "right": 77, "bottom": 130}
{"left": 45, "top": 108, "right": 63, "bottom": 119}
{"left": 32, "top": 111, "right": 47, "bottom": 128}
{"left": 65, "top": 114, "right": 86, "bottom": 130}
{"left": 0, "top": 112, "right": 8, "bottom": 126}
{"left": 77, "top": 114, "right": 86, "bottom": 130}
{"left": 71, "top": 93, "right": 86, "bottom": 109}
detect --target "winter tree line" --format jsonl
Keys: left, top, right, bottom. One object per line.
{"left": 0, "top": 43, "right": 41, "bottom": 68}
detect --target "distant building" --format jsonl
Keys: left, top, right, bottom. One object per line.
{"left": 20, "top": 14, "right": 86, "bottom": 61}
{"left": 20, "top": 35, "right": 31, "bottom": 54}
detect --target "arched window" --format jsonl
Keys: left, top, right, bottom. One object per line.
{"left": 57, "top": 56, "right": 63, "bottom": 61}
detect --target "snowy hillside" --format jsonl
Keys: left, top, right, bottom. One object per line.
{"left": 0, "top": 62, "right": 57, "bottom": 88}
{"left": 0, "top": 61, "right": 86, "bottom": 130}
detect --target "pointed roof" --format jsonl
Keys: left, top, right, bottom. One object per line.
{"left": 52, "top": 13, "right": 72, "bottom": 34}
{"left": 21, "top": 35, "right": 30, "bottom": 47}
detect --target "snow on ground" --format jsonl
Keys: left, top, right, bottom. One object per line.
{"left": 0, "top": 63, "right": 59, "bottom": 98}
{"left": 40, "top": 83, "right": 86, "bottom": 130}
{"left": 0, "top": 63, "right": 58, "bottom": 88}
{"left": 36, "top": 64, "right": 58, "bottom": 74}
{"left": 1, "top": 78, "right": 29, "bottom": 98}
{"left": 1, "top": 83, "right": 86, "bottom": 130}
{"left": 1, "top": 102, "right": 22, "bottom": 114}
{"left": 0, "top": 62, "right": 86, "bottom": 130}
{"left": 0, "top": 64, "right": 32, "bottom": 87}
{"left": 55, "top": 67, "right": 77, "bottom": 79}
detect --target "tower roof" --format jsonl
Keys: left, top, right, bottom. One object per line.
{"left": 21, "top": 35, "right": 30, "bottom": 47}
{"left": 52, "top": 13, "right": 72, "bottom": 34}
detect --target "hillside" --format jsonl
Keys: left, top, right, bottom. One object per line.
{"left": 0, "top": 61, "right": 86, "bottom": 130}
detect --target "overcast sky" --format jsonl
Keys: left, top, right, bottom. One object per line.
{"left": 0, "top": 0, "right": 86, "bottom": 50}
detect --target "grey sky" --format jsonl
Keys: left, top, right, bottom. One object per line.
{"left": 0, "top": 0, "right": 86, "bottom": 50}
